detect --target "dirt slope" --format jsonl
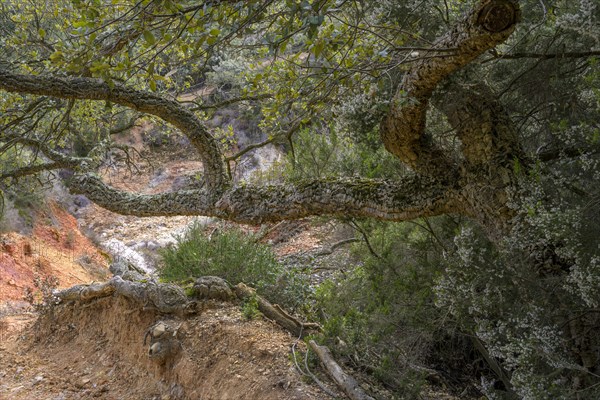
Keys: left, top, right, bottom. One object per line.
{"left": 0, "top": 295, "right": 333, "bottom": 400}
{"left": 0, "top": 203, "right": 109, "bottom": 304}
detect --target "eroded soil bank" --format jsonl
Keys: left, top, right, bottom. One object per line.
{"left": 0, "top": 295, "right": 333, "bottom": 400}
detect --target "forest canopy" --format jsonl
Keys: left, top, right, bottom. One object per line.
{"left": 1, "top": 0, "right": 600, "bottom": 398}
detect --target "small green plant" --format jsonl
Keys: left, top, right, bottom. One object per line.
{"left": 241, "top": 294, "right": 262, "bottom": 320}
{"left": 184, "top": 286, "right": 195, "bottom": 297}
{"left": 159, "top": 223, "right": 310, "bottom": 309}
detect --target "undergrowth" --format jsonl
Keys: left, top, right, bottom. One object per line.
{"left": 159, "top": 222, "right": 310, "bottom": 311}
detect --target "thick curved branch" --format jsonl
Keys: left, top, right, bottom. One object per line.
{"left": 440, "top": 84, "right": 523, "bottom": 168}
{"left": 429, "top": 82, "right": 525, "bottom": 236}
{"left": 380, "top": 0, "right": 519, "bottom": 178}
{"left": 0, "top": 68, "right": 227, "bottom": 194}
{"left": 67, "top": 173, "right": 454, "bottom": 224}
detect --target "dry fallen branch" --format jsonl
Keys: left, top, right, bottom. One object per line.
{"left": 291, "top": 339, "right": 337, "bottom": 398}
{"left": 308, "top": 340, "right": 375, "bottom": 400}
{"left": 234, "top": 283, "right": 320, "bottom": 338}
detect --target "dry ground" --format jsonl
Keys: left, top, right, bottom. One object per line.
{"left": 0, "top": 296, "right": 333, "bottom": 400}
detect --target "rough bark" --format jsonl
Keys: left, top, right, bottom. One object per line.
{"left": 439, "top": 84, "right": 525, "bottom": 235}
{"left": 65, "top": 173, "right": 454, "bottom": 223}
{"left": 0, "top": 69, "right": 227, "bottom": 193}
{"left": 54, "top": 280, "right": 116, "bottom": 302}
{"left": 381, "top": 0, "right": 519, "bottom": 179}
{"left": 54, "top": 276, "right": 194, "bottom": 315}
{"left": 308, "top": 340, "right": 375, "bottom": 400}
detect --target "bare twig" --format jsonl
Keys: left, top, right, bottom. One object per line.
{"left": 315, "top": 238, "right": 360, "bottom": 256}
{"left": 347, "top": 220, "right": 382, "bottom": 259}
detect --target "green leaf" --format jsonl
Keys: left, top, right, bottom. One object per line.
{"left": 313, "top": 41, "right": 325, "bottom": 58}
{"left": 279, "top": 39, "right": 288, "bottom": 53}
{"left": 143, "top": 30, "right": 156, "bottom": 45}
{"left": 149, "top": 79, "right": 157, "bottom": 92}
{"left": 38, "top": 28, "right": 46, "bottom": 39}
{"left": 49, "top": 51, "right": 63, "bottom": 63}
{"left": 513, "top": 157, "right": 521, "bottom": 175}
{"left": 308, "top": 15, "right": 324, "bottom": 26}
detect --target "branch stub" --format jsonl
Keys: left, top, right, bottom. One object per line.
{"left": 477, "top": 0, "right": 519, "bottom": 33}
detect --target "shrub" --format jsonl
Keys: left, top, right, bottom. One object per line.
{"left": 312, "top": 218, "right": 479, "bottom": 397}
{"left": 241, "top": 293, "right": 262, "bottom": 320}
{"left": 159, "top": 223, "right": 310, "bottom": 310}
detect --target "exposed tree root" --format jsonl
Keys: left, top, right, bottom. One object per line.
{"left": 54, "top": 276, "right": 373, "bottom": 399}
{"left": 54, "top": 276, "right": 194, "bottom": 315}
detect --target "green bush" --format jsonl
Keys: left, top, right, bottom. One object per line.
{"left": 282, "top": 127, "right": 403, "bottom": 182}
{"left": 313, "top": 218, "right": 478, "bottom": 397}
{"left": 159, "top": 223, "right": 310, "bottom": 310}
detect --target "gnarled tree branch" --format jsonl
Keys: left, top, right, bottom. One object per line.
{"left": 0, "top": 0, "right": 524, "bottom": 236}
{"left": 67, "top": 173, "right": 454, "bottom": 224}
{"left": 440, "top": 84, "right": 523, "bottom": 168}
{"left": 0, "top": 68, "right": 227, "bottom": 194}
{"left": 0, "top": 162, "right": 67, "bottom": 181}
{"left": 381, "top": 0, "right": 520, "bottom": 178}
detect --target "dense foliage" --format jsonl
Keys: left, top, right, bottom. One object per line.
{"left": 1, "top": 0, "right": 600, "bottom": 398}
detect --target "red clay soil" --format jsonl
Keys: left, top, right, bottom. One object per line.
{"left": 0, "top": 202, "right": 109, "bottom": 304}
